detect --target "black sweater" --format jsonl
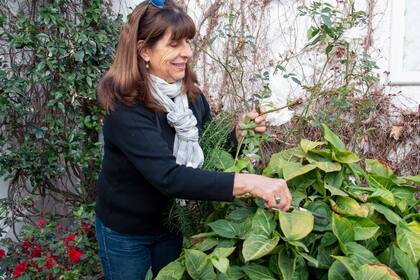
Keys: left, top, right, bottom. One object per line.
{"left": 95, "top": 94, "right": 235, "bottom": 234}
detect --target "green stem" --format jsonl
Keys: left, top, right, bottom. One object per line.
{"left": 258, "top": 99, "right": 300, "bottom": 116}
{"left": 234, "top": 133, "right": 245, "bottom": 163}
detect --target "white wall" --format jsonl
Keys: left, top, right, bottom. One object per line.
{"left": 113, "top": 0, "right": 420, "bottom": 112}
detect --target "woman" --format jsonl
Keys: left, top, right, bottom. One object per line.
{"left": 95, "top": 0, "right": 292, "bottom": 279}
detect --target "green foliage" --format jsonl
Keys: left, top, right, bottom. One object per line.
{"left": 157, "top": 124, "right": 418, "bottom": 280}
{"left": 164, "top": 113, "right": 236, "bottom": 237}
{"left": 0, "top": 0, "right": 122, "bottom": 214}
{"left": 0, "top": 0, "right": 122, "bottom": 278}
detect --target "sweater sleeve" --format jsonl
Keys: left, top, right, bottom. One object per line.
{"left": 107, "top": 103, "right": 235, "bottom": 202}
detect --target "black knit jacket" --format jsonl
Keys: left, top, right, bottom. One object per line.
{"left": 95, "top": 93, "right": 236, "bottom": 234}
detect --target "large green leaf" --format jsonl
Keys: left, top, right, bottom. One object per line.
{"left": 262, "top": 153, "right": 287, "bottom": 177}
{"left": 391, "top": 186, "right": 416, "bottom": 207}
{"left": 325, "top": 171, "right": 344, "bottom": 189}
{"left": 208, "top": 219, "right": 240, "bottom": 238}
{"left": 242, "top": 233, "right": 279, "bottom": 261}
{"left": 235, "top": 216, "right": 253, "bottom": 239}
{"left": 318, "top": 245, "right": 339, "bottom": 269}
{"left": 396, "top": 220, "right": 420, "bottom": 263}
{"left": 193, "top": 238, "right": 219, "bottom": 251}
{"left": 344, "top": 242, "right": 380, "bottom": 266}
{"left": 332, "top": 150, "right": 360, "bottom": 163}
{"left": 393, "top": 244, "right": 419, "bottom": 280}
{"left": 251, "top": 208, "right": 276, "bottom": 236}
{"left": 278, "top": 246, "right": 296, "bottom": 280}
{"left": 325, "top": 184, "right": 348, "bottom": 196}
{"left": 315, "top": 161, "right": 342, "bottom": 172}
{"left": 292, "top": 256, "right": 309, "bottom": 280}
{"left": 307, "top": 200, "right": 332, "bottom": 232}
{"left": 330, "top": 197, "right": 369, "bottom": 217}
{"left": 208, "top": 148, "right": 235, "bottom": 170}
{"left": 227, "top": 207, "right": 254, "bottom": 222}
{"left": 300, "top": 139, "right": 325, "bottom": 153}
{"left": 297, "top": 251, "right": 319, "bottom": 268}
{"left": 332, "top": 214, "right": 354, "bottom": 248}
{"left": 278, "top": 210, "right": 314, "bottom": 241}
{"left": 225, "top": 159, "right": 250, "bottom": 173}
{"left": 365, "top": 159, "right": 394, "bottom": 178}
{"left": 211, "top": 247, "right": 236, "bottom": 258}
{"left": 321, "top": 124, "right": 346, "bottom": 151}
{"left": 276, "top": 147, "right": 306, "bottom": 161}
{"left": 320, "top": 231, "right": 337, "bottom": 247}
{"left": 283, "top": 162, "right": 317, "bottom": 181}
{"left": 155, "top": 261, "right": 185, "bottom": 280}
{"left": 234, "top": 158, "right": 251, "bottom": 173}
{"left": 241, "top": 264, "right": 277, "bottom": 280}
{"left": 218, "top": 265, "right": 245, "bottom": 280}
{"left": 355, "top": 264, "right": 401, "bottom": 280}
{"left": 370, "top": 188, "right": 396, "bottom": 207}
{"left": 370, "top": 203, "right": 401, "bottom": 225}
{"left": 210, "top": 256, "right": 229, "bottom": 274}
{"left": 328, "top": 260, "right": 352, "bottom": 280}
{"left": 332, "top": 256, "right": 358, "bottom": 279}
{"left": 401, "top": 175, "right": 420, "bottom": 184}
{"left": 185, "top": 249, "right": 216, "bottom": 280}
{"left": 347, "top": 217, "right": 379, "bottom": 240}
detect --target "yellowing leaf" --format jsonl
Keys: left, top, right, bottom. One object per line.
{"left": 315, "top": 161, "right": 342, "bottom": 172}
{"left": 355, "top": 264, "right": 401, "bottom": 280}
{"left": 300, "top": 139, "right": 325, "bottom": 153}
{"left": 330, "top": 197, "right": 369, "bottom": 217}
{"left": 155, "top": 261, "right": 185, "bottom": 280}
{"left": 278, "top": 210, "right": 314, "bottom": 241}
{"left": 283, "top": 163, "right": 317, "bottom": 181}
{"left": 370, "top": 188, "right": 396, "bottom": 207}
{"left": 396, "top": 220, "right": 420, "bottom": 263}
{"left": 185, "top": 249, "right": 216, "bottom": 280}
{"left": 332, "top": 150, "right": 360, "bottom": 163}
{"left": 242, "top": 233, "right": 279, "bottom": 262}
{"left": 365, "top": 159, "right": 394, "bottom": 178}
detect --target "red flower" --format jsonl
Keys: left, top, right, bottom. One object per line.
{"left": 68, "top": 247, "right": 83, "bottom": 264}
{"left": 44, "top": 256, "right": 57, "bottom": 269}
{"left": 38, "top": 218, "right": 45, "bottom": 228}
{"left": 0, "top": 248, "right": 6, "bottom": 258}
{"left": 65, "top": 233, "right": 76, "bottom": 246}
{"left": 31, "top": 245, "right": 42, "bottom": 258}
{"left": 12, "top": 261, "right": 27, "bottom": 278}
{"left": 20, "top": 240, "right": 32, "bottom": 254}
{"left": 56, "top": 224, "right": 62, "bottom": 231}
{"left": 82, "top": 223, "right": 90, "bottom": 233}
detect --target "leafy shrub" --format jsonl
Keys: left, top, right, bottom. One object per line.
{"left": 0, "top": 0, "right": 121, "bottom": 216}
{"left": 156, "top": 124, "right": 419, "bottom": 280}
{"left": 0, "top": 204, "right": 98, "bottom": 279}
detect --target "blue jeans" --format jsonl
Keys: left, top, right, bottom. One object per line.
{"left": 95, "top": 217, "right": 183, "bottom": 280}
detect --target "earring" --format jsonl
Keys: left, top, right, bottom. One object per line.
{"left": 145, "top": 61, "right": 149, "bottom": 69}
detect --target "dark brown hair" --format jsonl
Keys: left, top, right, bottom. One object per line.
{"left": 97, "top": 0, "right": 200, "bottom": 113}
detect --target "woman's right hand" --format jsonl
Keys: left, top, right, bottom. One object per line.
{"left": 233, "top": 173, "right": 292, "bottom": 211}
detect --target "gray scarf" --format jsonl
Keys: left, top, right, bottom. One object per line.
{"left": 149, "top": 74, "right": 204, "bottom": 168}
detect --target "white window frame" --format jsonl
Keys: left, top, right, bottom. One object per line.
{"left": 389, "top": 0, "right": 420, "bottom": 85}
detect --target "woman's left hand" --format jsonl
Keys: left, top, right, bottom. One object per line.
{"left": 236, "top": 107, "right": 267, "bottom": 141}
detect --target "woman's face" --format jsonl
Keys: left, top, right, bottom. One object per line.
{"left": 141, "top": 29, "right": 193, "bottom": 84}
